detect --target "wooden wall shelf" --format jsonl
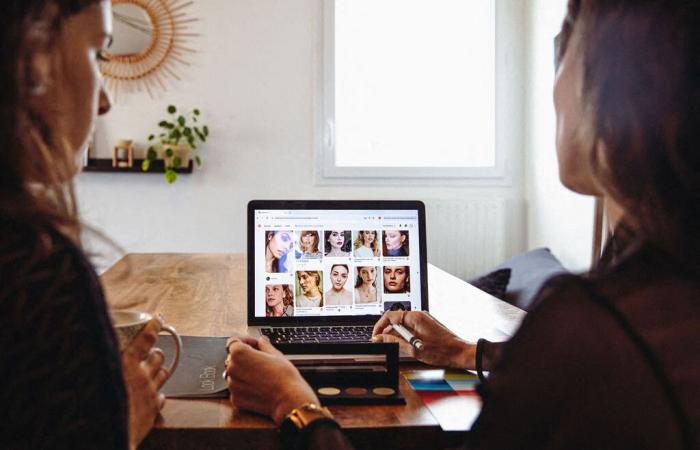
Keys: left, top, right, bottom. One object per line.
{"left": 83, "top": 158, "right": 193, "bottom": 174}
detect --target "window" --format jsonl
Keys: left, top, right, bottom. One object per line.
{"left": 318, "top": 0, "right": 516, "bottom": 182}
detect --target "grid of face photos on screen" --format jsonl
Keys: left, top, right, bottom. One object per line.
{"left": 257, "top": 211, "right": 421, "bottom": 318}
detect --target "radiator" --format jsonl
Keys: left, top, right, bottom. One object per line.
{"left": 425, "top": 198, "right": 508, "bottom": 280}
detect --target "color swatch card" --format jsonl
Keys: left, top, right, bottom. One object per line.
{"left": 404, "top": 370, "right": 482, "bottom": 431}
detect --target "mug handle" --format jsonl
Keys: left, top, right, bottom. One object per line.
{"left": 159, "top": 324, "right": 182, "bottom": 379}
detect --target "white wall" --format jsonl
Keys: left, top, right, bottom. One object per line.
{"left": 522, "top": 0, "right": 595, "bottom": 272}
{"left": 77, "top": 0, "right": 527, "bottom": 273}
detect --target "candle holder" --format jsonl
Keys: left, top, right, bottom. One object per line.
{"left": 112, "top": 139, "right": 134, "bottom": 168}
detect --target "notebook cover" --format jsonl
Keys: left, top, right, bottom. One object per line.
{"left": 157, "top": 335, "right": 229, "bottom": 398}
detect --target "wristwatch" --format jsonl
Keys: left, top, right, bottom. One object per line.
{"left": 279, "top": 403, "right": 337, "bottom": 441}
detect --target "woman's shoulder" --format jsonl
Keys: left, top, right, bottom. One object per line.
{"left": 0, "top": 216, "right": 103, "bottom": 321}
{"left": 532, "top": 241, "right": 697, "bottom": 309}
{"left": 0, "top": 217, "right": 128, "bottom": 447}
{"left": 0, "top": 218, "right": 79, "bottom": 282}
{"left": 485, "top": 248, "right": 699, "bottom": 448}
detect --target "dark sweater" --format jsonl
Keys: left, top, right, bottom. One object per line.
{"left": 297, "top": 236, "right": 700, "bottom": 449}
{"left": 0, "top": 217, "right": 128, "bottom": 449}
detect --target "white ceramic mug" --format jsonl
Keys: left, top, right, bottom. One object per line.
{"left": 110, "top": 310, "right": 182, "bottom": 378}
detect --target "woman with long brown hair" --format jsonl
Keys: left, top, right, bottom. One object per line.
{"left": 1, "top": 1, "right": 166, "bottom": 448}
{"left": 223, "top": 1, "right": 699, "bottom": 448}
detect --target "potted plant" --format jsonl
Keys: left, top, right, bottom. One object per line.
{"left": 142, "top": 105, "right": 210, "bottom": 183}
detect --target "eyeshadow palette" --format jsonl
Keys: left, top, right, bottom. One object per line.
{"left": 276, "top": 342, "right": 404, "bottom": 405}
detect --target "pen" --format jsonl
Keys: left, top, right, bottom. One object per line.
{"left": 391, "top": 323, "right": 424, "bottom": 351}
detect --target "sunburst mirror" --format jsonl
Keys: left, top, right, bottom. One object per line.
{"left": 101, "top": 0, "right": 198, "bottom": 99}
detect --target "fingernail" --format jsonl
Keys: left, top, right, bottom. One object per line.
{"left": 371, "top": 336, "right": 379, "bottom": 342}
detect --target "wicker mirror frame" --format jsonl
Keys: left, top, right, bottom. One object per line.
{"left": 101, "top": 0, "right": 198, "bottom": 99}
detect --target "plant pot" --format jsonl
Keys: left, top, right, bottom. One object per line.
{"left": 162, "top": 144, "right": 191, "bottom": 170}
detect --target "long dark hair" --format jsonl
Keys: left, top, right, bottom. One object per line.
{"left": 563, "top": 0, "right": 700, "bottom": 269}
{"left": 0, "top": 0, "right": 101, "bottom": 245}
{"left": 324, "top": 230, "right": 351, "bottom": 254}
{"left": 354, "top": 266, "right": 377, "bottom": 289}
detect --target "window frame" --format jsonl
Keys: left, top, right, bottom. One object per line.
{"left": 315, "top": 0, "right": 524, "bottom": 185}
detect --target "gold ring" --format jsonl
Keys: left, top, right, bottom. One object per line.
{"left": 226, "top": 336, "right": 240, "bottom": 352}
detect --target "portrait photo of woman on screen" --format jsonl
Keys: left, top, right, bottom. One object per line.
{"left": 354, "top": 266, "right": 379, "bottom": 304}
{"left": 295, "top": 271, "right": 323, "bottom": 307}
{"left": 324, "top": 230, "right": 351, "bottom": 257}
{"left": 353, "top": 230, "right": 380, "bottom": 258}
{"left": 324, "top": 264, "right": 353, "bottom": 306}
{"left": 265, "top": 284, "right": 294, "bottom": 317}
{"left": 265, "top": 230, "right": 294, "bottom": 273}
{"left": 383, "top": 266, "right": 410, "bottom": 294}
{"left": 295, "top": 230, "right": 322, "bottom": 259}
{"left": 382, "top": 230, "right": 409, "bottom": 257}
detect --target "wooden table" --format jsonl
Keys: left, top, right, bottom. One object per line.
{"left": 101, "top": 254, "right": 525, "bottom": 450}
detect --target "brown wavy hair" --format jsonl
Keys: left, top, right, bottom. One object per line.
{"left": 0, "top": 0, "right": 101, "bottom": 249}
{"left": 265, "top": 284, "right": 294, "bottom": 317}
{"left": 561, "top": 0, "right": 700, "bottom": 268}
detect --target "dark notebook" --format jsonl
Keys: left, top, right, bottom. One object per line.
{"left": 157, "top": 335, "right": 229, "bottom": 398}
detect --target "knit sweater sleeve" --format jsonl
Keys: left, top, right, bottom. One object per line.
{"left": 0, "top": 227, "right": 128, "bottom": 449}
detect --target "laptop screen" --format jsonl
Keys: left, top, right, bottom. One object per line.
{"left": 248, "top": 201, "right": 428, "bottom": 325}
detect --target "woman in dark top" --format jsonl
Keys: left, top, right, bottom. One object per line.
{"left": 1, "top": 1, "right": 167, "bottom": 448}
{"left": 224, "top": 0, "right": 699, "bottom": 449}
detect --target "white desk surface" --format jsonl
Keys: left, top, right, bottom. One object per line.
{"left": 427, "top": 263, "right": 526, "bottom": 342}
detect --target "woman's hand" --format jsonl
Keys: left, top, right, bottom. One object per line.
{"left": 121, "top": 317, "right": 169, "bottom": 450}
{"left": 372, "top": 311, "right": 476, "bottom": 370}
{"left": 225, "top": 335, "right": 319, "bottom": 425}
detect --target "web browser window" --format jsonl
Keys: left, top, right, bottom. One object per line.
{"left": 254, "top": 209, "right": 422, "bottom": 318}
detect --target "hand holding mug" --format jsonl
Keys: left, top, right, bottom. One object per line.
{"left": 111, "top": 311, "right": 182, "bottom": 449}
{"left": 372, "top": 311, "right": 475, "bottom": 369}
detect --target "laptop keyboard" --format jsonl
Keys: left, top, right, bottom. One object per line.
{"left": 261, "top": 326, "right": 374, "bottom": 344}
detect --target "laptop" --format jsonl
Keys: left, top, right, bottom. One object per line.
{"left": 247, "top": 200, "right": 429, "bottom": 349}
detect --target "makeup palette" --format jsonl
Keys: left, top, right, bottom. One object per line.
{"left": 276, "top": 342, "right": 404, "bottom": 405}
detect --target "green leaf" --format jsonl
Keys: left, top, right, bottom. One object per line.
{"left": 177, "top": 115, "right": 186, "bottom": 127}
{"left": 141, "top": 159, "right": 151, "bottom": 171}
{"left": 169, "top": 129, "right": 181, "bottom": 141}
{"left": 194, "top": 129, "right": 205, "bottom": 142}
{"left": 148, "top": 134, "right": 154, "bottom": 141}
{"left": 203, "top": 126, "right": 209, "bottom": 137}
{"left": 173, "top": 156, "right": 182, "bottom": 168}
{"left": 146, "top": 147, "right": 157, "bottom": 160}
{"left": 165, "top": 170, "right": 177, "bottom": 184}
{"left": 167, "top": 105, "right": 177, "bottom": 114}
{"left": 187, "top": 136, "right": 195, "bottom": 147}
{"left": 165, "top": 148, "right": 174, "bottom": 157}
{"left": 195, "top": 156, "right": 202, "bottom": 167}
{"left": 193, "top": 109, "right": 200, "bottom": 116}
{"left": 158, "top": 120, "right": 168, "bottom": 128}
{"left": 183, "top": 127, "right": 192, "bottom": 137}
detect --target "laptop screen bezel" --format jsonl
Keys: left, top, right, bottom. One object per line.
{"left": 247, "top": 200, "right": 429, "bottom": 326}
